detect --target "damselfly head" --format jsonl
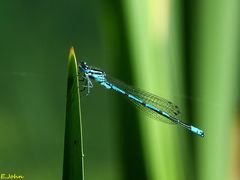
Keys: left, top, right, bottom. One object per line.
{"left": 80, "top": 61, "right": 89, "bottom": 72}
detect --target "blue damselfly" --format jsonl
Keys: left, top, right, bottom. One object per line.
{"left": 79, "top": 62, "right": 204, "bottom": 137}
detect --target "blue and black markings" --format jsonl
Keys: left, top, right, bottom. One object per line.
{"left": 79, "top": 61, "right": 205, "bottom": 137}
{"left": 110, "top": 83, "right": 177, "bottom": 123}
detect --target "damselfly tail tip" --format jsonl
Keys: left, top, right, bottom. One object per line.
{"left": 190, "top": 126, "right": 205, "bottom": 137}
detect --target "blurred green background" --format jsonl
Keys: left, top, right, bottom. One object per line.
{"left": 0, "top": 0, "right": 239, "bottom": 180}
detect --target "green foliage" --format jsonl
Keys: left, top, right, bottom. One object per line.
{"left": 1, "top": 1, "right": 239, "bottom": 180}
{"left": 62, "top": 47, "right": 84, "bottom": 180}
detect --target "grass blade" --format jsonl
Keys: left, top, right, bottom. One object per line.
{"left": 62, "top": 47, "right": 84, "bottom": 180}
